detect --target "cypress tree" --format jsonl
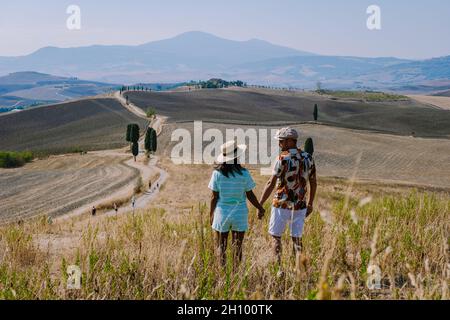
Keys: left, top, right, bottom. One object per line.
{"left": 150, "top": 128, "right": 157, "bottom": 152}
{"left": 126, "top": 124, "right": 132, "bottom": 142}
{"left": 304, "top": 137, "right": 314, "bottom": 156}
{"left": 145, "top": 128, "right": 154, "bottom": 154}
{"left": 132, "top": 142, "right": 139, "bottom": 161}
{"left": 130, "top": 124, "right": 140, "bottom": 143}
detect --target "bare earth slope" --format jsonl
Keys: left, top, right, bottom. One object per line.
{"left": 408, "top": 95, "right": 450, "bottom": 111}
{"left": 127, "top": 88, "right": 450, "bottom": 138}
{"left": 0, "top": 153, "right": 139, "bottom": 224}
{"left": 0, "top": 98, "right": 149, "bottom": 154}
{"left": 158, "top": 122, "right": 450, "bottom": 190}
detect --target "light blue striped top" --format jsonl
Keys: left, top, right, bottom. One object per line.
{"left": 208, "top": 169, "right": 256, "bottom": 207}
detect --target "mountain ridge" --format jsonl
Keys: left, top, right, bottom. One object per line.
{"left": 0, "top": 31, "right": 449, "bottom": 91}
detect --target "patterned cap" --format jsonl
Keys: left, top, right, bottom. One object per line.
{"left": 274, "top": 127, "right": 299, "bottom": 140}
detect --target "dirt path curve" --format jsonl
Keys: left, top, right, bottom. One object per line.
{"left": 103, "top": 156, "right": 168, "bottom": 217}
{"left": 54, "top": 91, "right": 168, "bottom": 223}
{"left": 35, "top": 94, "right": 169, "bottom": 257}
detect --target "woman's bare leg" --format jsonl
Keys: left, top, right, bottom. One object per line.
{"left": 231, "top": 231, "right": 245, "bottom": 269}
{"left": 216, "top": 231, "right": 229, "bottom": 267}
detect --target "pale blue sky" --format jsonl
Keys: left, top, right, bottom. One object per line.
{"left": 0, "top": 0, "right": 449, "bottom": 59}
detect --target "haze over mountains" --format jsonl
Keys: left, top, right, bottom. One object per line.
{"left": 0, "top": 31, "right": 449, "bottom": 92}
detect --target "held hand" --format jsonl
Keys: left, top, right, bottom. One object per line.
{"left": 306, "top": 204, "right": 314, "bottom": 217}
{"left": 257, "top": 208, "right": 266, "bottom": 220}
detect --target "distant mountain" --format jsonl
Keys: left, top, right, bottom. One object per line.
{"left": 0, "top": 71, "right": 69, "bottom": 85}
{"left": 0, "top": 72, "right": 115, "bottom": 112}
{"left": 434, "top": 90, "right": 450, "bottom": 97}
{"left": 228, "top": 55, "right": 411, "bottom": 89}
{"left": 0, "top": 32, "right": 313, "bottom": 82}
{"left": 359, "top": 56, "right": 450, "bottom": 92}
{"left": 0, "top": 31, "right": 449, "bottom": 91}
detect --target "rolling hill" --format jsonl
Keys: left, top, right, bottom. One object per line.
{"left": 127, "top": 88, "right": 450, "bottom": 138}
{"left": 0, "top": 72, "right": 116, "bottom": 112}
{"left": 434, "top": 90, "right": 450, "bottom": 97}
{"left": 0, "top": 98, "right": 148, "bottom": 154}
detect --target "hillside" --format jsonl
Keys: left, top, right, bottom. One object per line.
{"left": 434, "top": 90, "right": 450, "bottom": 97}
{"left": 0, "top": 98, "right": 149, "bottom": 154}
{"left": 127, "top": 88, "right": 450, "bottom": 138}
{"left": 0, "top": 72, "right": 115, "bottom": 112}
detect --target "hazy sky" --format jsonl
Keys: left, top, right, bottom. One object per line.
{"left": 0, "top": 0, "right": 449, "bottom": 59}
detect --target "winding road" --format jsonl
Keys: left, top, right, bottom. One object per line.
{"left": 54, "top": 91, "right": 168, "bottom": 222}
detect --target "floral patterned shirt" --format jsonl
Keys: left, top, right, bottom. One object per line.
{"left": 272, "top": 148, "right": 316, "bottom": 210}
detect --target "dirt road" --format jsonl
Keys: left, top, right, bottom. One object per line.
{"left": 1, "top": 91, "right": 168, "bottom": 224}
{"left": 55, "top": 91, "right": 168, "bottom": 222}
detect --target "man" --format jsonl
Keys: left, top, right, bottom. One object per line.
{"left": 259, "top": 127, "right": 317, "bottom": 267}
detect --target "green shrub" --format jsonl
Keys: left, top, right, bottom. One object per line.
{"left": 0, "top": 151, "right": 34, "bottom": 168}
{"left": 146, "top": 108, "right": 156, "bottom": 118}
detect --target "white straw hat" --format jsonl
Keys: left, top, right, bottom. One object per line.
{"left": 216, "top": 140, "right": 247, "bottom": 163}
{"left": 274, "top": 127, "right": 299, "bottom": 141}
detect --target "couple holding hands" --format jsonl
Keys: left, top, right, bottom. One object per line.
{"left": 209, "top": 127, "right": 317, "bottom": 268}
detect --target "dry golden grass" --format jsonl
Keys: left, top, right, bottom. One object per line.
{"left": 0, "top": 158, "right": 448, "bottom": 300}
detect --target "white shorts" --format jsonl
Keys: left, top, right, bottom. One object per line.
{"left": 269, "top": 207, "right": 307, "bottom": 238}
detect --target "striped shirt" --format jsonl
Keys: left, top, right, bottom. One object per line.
{"left": 208, "top": 169, "right": 256, "bottom": 206}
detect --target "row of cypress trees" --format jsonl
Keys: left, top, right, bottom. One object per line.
{"left": 126, "top": 124, "right": 158, "bottom": 161}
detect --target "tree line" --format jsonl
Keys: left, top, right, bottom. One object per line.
{"left": 120, "top": 86, "right": 152, "bottom": 94}
{"left": 187, "top": 79, "right": 246, "bottom": 89}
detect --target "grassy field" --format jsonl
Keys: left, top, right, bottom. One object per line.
{"left": 127, "top": 88, "right": 450, "bottom": 138}
{"left": 0, "top": 98, "right": 149, "bottom": 155}
{"left": 0, "top": 88, "right": 448, "bottom": 300}
{"left": 0, "top": 158, "right": 448, "bottom": 300}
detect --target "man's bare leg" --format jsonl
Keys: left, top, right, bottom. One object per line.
{"left": 272, "top": 236, "right": 283, "bottom": 266}
{"left": 292, "top": 237, "right": 303, "bottom": 257}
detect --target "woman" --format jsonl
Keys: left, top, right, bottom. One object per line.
{"left": 208, "top": 141, "right": 265, "bottom": 268}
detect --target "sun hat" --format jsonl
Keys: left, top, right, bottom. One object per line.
{"left": 274, "top": 127, "right": 299, "bottom": 141}
{"left": 216, "top": 140, "right": 247, "bottom": 163}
